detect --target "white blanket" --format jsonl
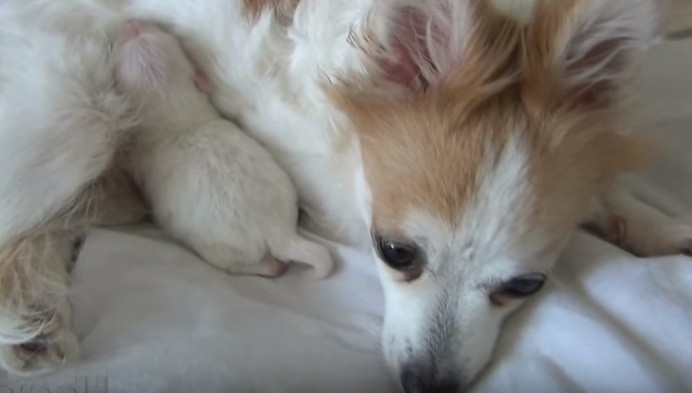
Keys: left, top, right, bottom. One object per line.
{"left": 1, "top": 38, "right": 691, "bottom": 393}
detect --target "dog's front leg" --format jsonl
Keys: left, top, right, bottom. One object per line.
{"left": 585, "top": 185, "right": 692, "bottom": 257}
{"left": 0, "top": 232, "right": 81, "bottom": 375}
{"left": 0, "top": 168, "right": 146, "bottom": 375}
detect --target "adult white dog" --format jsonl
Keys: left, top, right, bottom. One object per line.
{"left": 0, "top": 0, "right": 688, "bottom": 391}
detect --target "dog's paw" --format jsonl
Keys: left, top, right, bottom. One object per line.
{"left": 601, "top": 214, "right": 692, "bottom": 257}
{"left": 0, "top": 314, "right": 78, "bottom": 375}
{"left": 587, "top": 188, "right": 692, "bottom": 258}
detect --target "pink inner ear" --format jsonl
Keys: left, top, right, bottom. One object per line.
{"left": 380, "top": 8, "right": 432, "bottom": 91}
{"left": 381, "top": 38, "right": 427, "bottom": 90}
{"left": 567, "top": 39, "right": 626, "bottom": 106}
{"left": 194, "top": 72, "right": 213, "bottom": 93}
{"left": 378, "top": 6, "right": 453, "bottom": 92}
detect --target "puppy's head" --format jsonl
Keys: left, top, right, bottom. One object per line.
{"left": 329, "top": 0, "right": 660, "bottom": 391}
{"left": 113, "top": 21, "right": 210, "bottom": 102}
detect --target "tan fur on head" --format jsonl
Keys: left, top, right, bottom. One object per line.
{"left": 329, "top": 0, "right": 659, "bottom": 235}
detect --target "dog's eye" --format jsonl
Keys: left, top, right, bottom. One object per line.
{"left": 490, "top": 273, "right": 546, "bottom": 306}
{"left": 377, "top": 238, "right": 417, "bottom": 269}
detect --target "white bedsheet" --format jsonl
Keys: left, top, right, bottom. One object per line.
{"left": 1, "top": 38, "right": 691, "bottom": 393}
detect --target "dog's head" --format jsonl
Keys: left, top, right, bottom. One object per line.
{"left": 329, "top": 0, "right": 659, "bottom": 391}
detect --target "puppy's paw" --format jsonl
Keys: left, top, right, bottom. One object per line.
{"left": 0, "top": 314, "right": 78, "bottom": 375}
{"left": 237, "top": 254, "right": 290, "bottom": 278}
{"left": 204, "top": 252, "right": 290, "bottom": 278}
{"left": 268, "top": 235, "right": 334, "bottom": 280}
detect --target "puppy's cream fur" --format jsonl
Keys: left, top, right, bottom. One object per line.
{"left": 113, "top": 22, "right": 332, "bottom": 279}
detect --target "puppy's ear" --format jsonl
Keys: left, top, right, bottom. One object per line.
{"left": 114, "top": 23, "right": 167, "bottom": 92}
{"left": 524, "top": 0, "right": 661, "bottom": 107}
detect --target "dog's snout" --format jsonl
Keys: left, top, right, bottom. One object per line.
{"left": 400, "top": 366, "right": 461, "bottom": 393}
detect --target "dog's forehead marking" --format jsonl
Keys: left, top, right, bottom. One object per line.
{"left": 401, "top": 133, "right": 533, "bottom": 266}
{"left": 356, "top": 87, "right": 540, "bottom": 232}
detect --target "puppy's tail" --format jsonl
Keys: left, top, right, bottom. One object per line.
{"left": 269, "top": 234, "right": 334, "bottom": 280}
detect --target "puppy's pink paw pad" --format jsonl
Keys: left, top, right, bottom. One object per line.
{"left": 265, "top": 256, "right": 290, "bottom": 277}
{"left": 194, "top": 73, "right": 213, "bottom": 93}
{"left": 243, "top": 255, "right": 290, "bottom": 278}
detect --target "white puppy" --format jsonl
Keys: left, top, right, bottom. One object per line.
{"left": 113, "top": 22, "right": 333, "bottom": 279}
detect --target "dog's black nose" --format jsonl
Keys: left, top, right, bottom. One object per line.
{"left": 400, "top": 367, "right": 461, "bottom": 393}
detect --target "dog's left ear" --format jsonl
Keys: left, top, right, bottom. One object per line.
{"left": 525, "top": 0, "right": 662, "bottom": 107}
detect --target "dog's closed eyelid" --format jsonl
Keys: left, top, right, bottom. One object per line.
{"left": 488, "top": 273, "right": 547, "bottom": 306}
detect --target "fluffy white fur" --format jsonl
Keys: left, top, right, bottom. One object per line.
{"left": 0, "top": 0, "right": 687, "bottom": 391}
{"left": 0, "top": 10, "right": 130, "bottom": 244}
{"left": 0, "top": 2, "right": 136, "bottom": 374}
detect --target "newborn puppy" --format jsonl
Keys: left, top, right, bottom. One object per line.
{"left": 113, "top": 22, "right": 333, "bottom": 278}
